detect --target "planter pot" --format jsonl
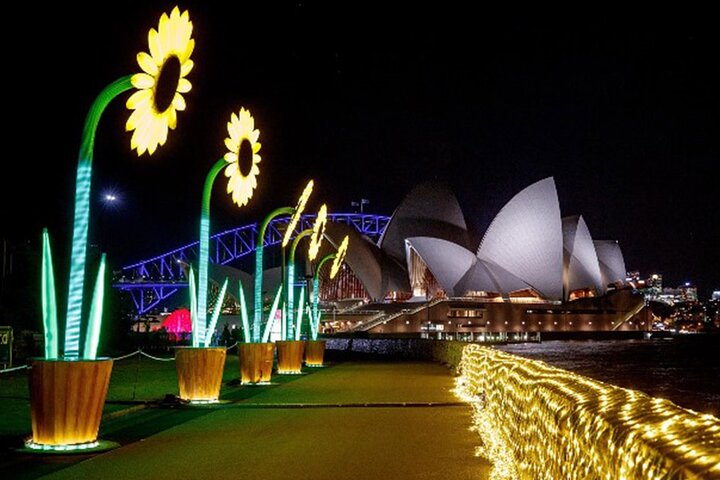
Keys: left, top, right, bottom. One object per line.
{"left": 305, "top": 340, "right": 326, "bottom": 367}
{"left": 238, "top": 342, "right": 274, "bottom": 384}
{"left": 29, "top": 358, "right": 113, "bottom": 447}
{"left": 175, "top": 347, "right": 226, "bottom": 402}
{"left": 276, "top": 340, "right": 305, "bottom": 374}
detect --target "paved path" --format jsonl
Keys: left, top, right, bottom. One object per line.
{"left": 39, "top": 361, "right": 490, "bottom": 479}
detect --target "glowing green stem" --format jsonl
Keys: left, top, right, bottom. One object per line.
{"left": 196, "top": 158, "right": 226, "bottom": 346}
{"left": 311, "top": 254, "right": 335, "bottom": 341}
{"left": 253, "top": 207, "right": 293, "bottom": 342}
{"left": 204, "top": 278, "right": 228, "bottom": 347}
{"left": 188, "top": 265, "right": 198, "bottom": 344}
{"left": 41, "top": 229, "right": 58, "bottom": 359}
{"left": 288, "top": 229, "right": 312, "bottom": 341}
{"left": 239, "top": 282, "right": 251, "bottom": 343}
{"left": 65, "top": 75, "right": 133, "bottom": 359}
{"left": 308, "top": 305, "right": 317, "bottom": 340}
{"left": 294, "top": 285, "right": 306, "bottom": 340}
{"left": 83, "top": 253, "right": 106, "bottom": 360}
{"left": 261, "top": 285, "right": 283, "bottom": 343}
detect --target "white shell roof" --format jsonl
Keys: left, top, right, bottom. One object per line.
{"left": 379, "top": 182, "right": 469, "bottom": 262}
{"left": 476, "top": 177, "right": 564, "bottom": 300}
{"left": 594, "top": 240, "right": 627, "bottom": 288}
{"left": 405, "top": 237, "right": 476, "bottom": 296}
{"left": 562, "top": 215, "right": 604, "bottom": 296}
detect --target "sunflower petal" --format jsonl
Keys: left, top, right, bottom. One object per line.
{"left": 130, "top": 129, "right": 146, "bottom": 156}
{"left": 131, "top": 73, "right": 155, "bottom": 89}
{"left": 180, "top": 59, "right": 194, "bottom": 76}
{"left": 157, "top": 13, "right": 170, "bottom": 56}
{"left": 167, "top": 107, "right": 177, "bottom": 130}
{"left": 148, "top": 28, "right": 161, "bottom": 63}
{"left": 250, "top": 130, "right": 260, "bottom": 144}
{"left": 126, "top": 89, "right": 152, "bottom": 109}
{"left": 253, "top": 142, "right": 262, "bottom": 153}
{"left": 159, "top": 12, "right": 170, "bottom": 36}
{"left": 126, "top": 107, "right": 148, "bottom": 131}
{"left": 224, "top": 138, "right": 237, "bottom": 153}
{"left": 172, "top": 94, "right": 186, "bottom": 111}
{"left": 133, "top": 121, "right": 153, "bottom": 155}
{"left": 177, "top": 78, "right": 192, "bottom": 93}
{"left": 254, "top": 154, "right": 262, "bottom": 164}
{"left": 157, "top": 120, "right": 169, "bottom": 147}
{"left": 137, "top": 52, "right": 159, "bottom": 75}
{"left": 179, "top": 38, "right": 195, "bottom": 63}
{"left": 224, "top": 152, "right": 238, "bottom": 165}
{"left": 229, "top": 125, "right": 240, "bottom": 145}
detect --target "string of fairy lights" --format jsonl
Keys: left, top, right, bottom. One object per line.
{"left": 454, "top": 344, "right": 720, "bottom": 480}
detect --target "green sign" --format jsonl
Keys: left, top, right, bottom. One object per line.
{"left": 0, "top": 326, "right": 12, "bottom": 368}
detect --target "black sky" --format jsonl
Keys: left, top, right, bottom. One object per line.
{"left": 3, "top": 4, "right": 718, "bottom": 297}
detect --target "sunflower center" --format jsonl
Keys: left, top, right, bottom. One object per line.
{"left": 238, "top": 139, "right": 254, "bottom": 177}
{"left": 154, "top": 55, "right": 181, "bottom": 113}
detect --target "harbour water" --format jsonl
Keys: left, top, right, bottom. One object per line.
{"left": 496, "top": 335, "right": 720, "bottom": 417}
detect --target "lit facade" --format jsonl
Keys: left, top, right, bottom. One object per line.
{"left": 317, "top": 178, "right": 639, "bottom": 334}
{"left": 321, "top": 178, "right": 627, "bottom": 303}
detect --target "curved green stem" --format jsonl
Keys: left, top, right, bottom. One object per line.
{"left": 195, "top": 158, "right": 227, "bottom": 347}
{"left": 253, "top": 207, "right": 293, "bottom": 342}
{"left": 287, "top": 229, "right": 312, "bottom": 340}
{"left": 311, "top": 253, "right": 335, "bottom": 340}
{"left": 65, "top": 75, "right": 133, "bottom": 358}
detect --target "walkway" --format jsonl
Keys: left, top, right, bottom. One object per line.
{"left": 33, "top": 361, "right": 490, "bottom": 479}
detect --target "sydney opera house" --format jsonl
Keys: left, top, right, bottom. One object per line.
{"left": 315, "top": 177, "right": 647, "bottom": 338}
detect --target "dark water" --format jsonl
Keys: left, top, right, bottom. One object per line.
{"left": 496, "top": 335, "right": 720, "bottom": 417}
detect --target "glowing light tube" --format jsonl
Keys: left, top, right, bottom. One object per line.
{"left": 41, "top": 229, "right": 58, "bottom": 359}
{"left": 204, "top": 278, "right": 228, "bottom": 347}
{"left": 196, "top": 159, "right": 226, "bottom": 348}
{"left": 238, "top": 282, "right": 251, "bottom": 343}
{"left": 261, "top": 285, "right": 283, "bottom": 343}
{"left": 83, "top": 254, "right": 106, "bottom": 360}
{"left": 65, "top": 76, "right": 133, "bottom": 359}
{"left": 188, "top": 265, "right": 198, "bottom": 346}
{"left": 288, "top": 229, "right": 312, "bottom": 342}
{"left": 310, "top": 254, "right": 335, "bottom": 341}
{"left": 294, "top": 285, "right": 306, "bottom": 341}
{"left": 254, "top": 207, "right": 293, "bottom": 342}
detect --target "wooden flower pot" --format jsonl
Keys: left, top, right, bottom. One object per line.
{"left": 304, "top": 340, "right": 326, "bottom": 367}
{"left": 175, "top": 347, "right": 226, "bottom": 402}
{"left": 276, "top": 340, "right": 305, "bottom": 374}
{"left": 29, "top": 358, "right": 113, "bottom": 446}
{"left": 239, "top": 342, "right": 274, "bottom": 384}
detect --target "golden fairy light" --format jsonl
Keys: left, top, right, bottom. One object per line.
{"left": 454, "top": 344, "right": 720, "bottom": 480}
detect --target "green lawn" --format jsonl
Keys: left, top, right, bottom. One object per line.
{"left": 0, "top": 351, "right": 245, "bottom": 438}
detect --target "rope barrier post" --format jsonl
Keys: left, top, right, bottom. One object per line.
{"left": 132, "top": 348, "right": 141, "bottom": 401}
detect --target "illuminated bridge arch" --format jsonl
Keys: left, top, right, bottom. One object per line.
{"left": 114, "top": 213, "right": 389, "bottom": 314}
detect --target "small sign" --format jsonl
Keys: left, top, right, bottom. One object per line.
{"left": 0, "top": 326, "right": 12, "bottom": 368}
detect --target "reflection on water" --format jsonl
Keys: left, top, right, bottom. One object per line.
{"left": 496, "top": 335, "right": 720, "bottom": 417}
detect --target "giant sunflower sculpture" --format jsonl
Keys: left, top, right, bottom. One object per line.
{"left": 308, "top": 204, "right": 328, "bottom": 261}
{"left": 126, "top": 6, "right": 194, "bottom": 155}
{"left": 330, "top": 235, "right": 349, "bottom": 279}
{"left": 282, "top": 180, "right": 314, "bottom": 247}
{"left": 224, "top": 108, "right": 262, "bottom": 207}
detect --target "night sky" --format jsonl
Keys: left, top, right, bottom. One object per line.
{"left": 3, "top": 4, "right": 718, "bottom": 298}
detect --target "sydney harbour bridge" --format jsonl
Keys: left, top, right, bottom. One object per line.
{"left": 112, "top": 213, "right": 389, "bottom": 315}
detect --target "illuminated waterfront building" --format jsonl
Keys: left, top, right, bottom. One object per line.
{"left": 314, "top": 178, "right": 648, "bottom": 336}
